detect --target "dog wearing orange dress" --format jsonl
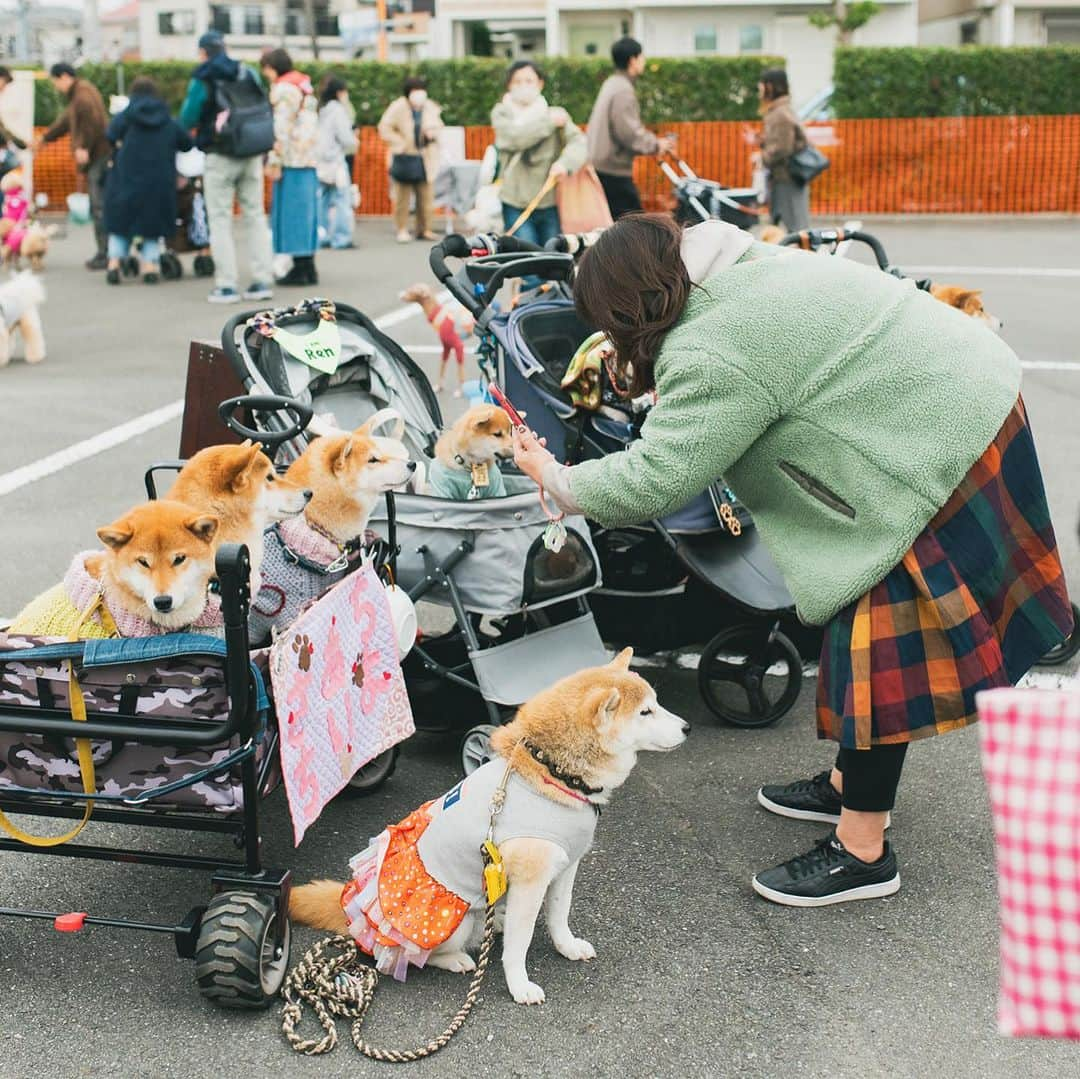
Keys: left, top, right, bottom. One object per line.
{"left": 289, "top": 650, "right": 689, "bottom": 1004}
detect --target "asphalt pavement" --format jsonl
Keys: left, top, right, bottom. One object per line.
{"left": 0, "top": 215, "right": 1078, "bottom": 1079}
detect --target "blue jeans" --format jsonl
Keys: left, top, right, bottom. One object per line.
{"left": 108, "top": 234, "right": 160, "bottom": 264}
{"left": 502, "top": 203, "right": 560, "bottom": 289}
{"left": 318, "top": 182, "right": 353, "bottom": 249}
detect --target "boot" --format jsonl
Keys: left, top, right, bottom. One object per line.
{"left": 276, "top": 255, "right": 318, "bottom": 287}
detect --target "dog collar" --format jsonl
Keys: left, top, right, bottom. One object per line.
{"left": 521, "top": 739, "right": 604, "bottom": 800}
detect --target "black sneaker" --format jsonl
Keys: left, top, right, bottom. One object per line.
{"left": 752, "top": 831, "right": 900, "bottom": 907}
{"left": 86, "top": 254, "right": 109, "bottom": 271}
{"left": 758, "top": 770, "right": 842, "bottom": 823}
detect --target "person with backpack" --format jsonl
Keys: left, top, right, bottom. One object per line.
{"left": 179, "top": 30, "right": 275, "bottom": 304}
{"left": 103, "top": 76, "right": 193, "bottom": 286}
{"left": 261, "top": 49, "right": 319, "bottom": 286}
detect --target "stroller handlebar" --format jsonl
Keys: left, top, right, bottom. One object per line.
{"left": 779, "top": 228, "right": 891, "bottom": 271}
{"left": 217, "top": 394, "right": 313, "bottom": 449}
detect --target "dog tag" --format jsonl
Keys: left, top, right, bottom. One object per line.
{"left": 543, "top": 519, "right": 567, "bottom": 553}
{"left": 482, "top": 839, "right": 507, "bottom": 904}
{"left": 471, "top": 462, "right": 490, "bottom": 489}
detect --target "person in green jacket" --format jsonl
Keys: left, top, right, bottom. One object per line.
{"left": 491, "top": 60, "right": 586, "bottom": 248}
{"left": 514, "top": 213, "right": 1073, "bottom": 908}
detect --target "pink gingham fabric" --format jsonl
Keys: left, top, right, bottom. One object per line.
{"left": 977, "top": 688, "right": 1080, "bottom": 1039}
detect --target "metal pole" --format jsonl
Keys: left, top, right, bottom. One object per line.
{"left": 13, "top": 0, "right": 31, "bottom": 63}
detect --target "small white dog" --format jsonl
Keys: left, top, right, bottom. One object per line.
{"left": 0, "top": 272, "right": 45, "bottom": 367}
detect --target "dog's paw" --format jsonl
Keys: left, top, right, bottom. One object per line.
{"left": 510, "top": 980, "right": 546, "bottom": 1006}
{"left": 556, "top": 937, "right": 596, "bottom": 962}
{"left": 427, "top": 951, "right": 476, "bottom": 974}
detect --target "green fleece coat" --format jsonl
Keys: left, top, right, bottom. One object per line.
{"left": 569, "top": 246, "right": 1022, "bottom": 625}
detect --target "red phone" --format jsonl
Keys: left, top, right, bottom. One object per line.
{"left": 488, "top": 384, "right": 527, "bottom": 429}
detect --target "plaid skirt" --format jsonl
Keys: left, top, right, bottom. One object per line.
{"left": 818, "top": 399, "right": 1073, "bottom": 749}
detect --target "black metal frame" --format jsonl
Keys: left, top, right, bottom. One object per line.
{"left": 0, "top": 544, "right": 290, "bottom": 960}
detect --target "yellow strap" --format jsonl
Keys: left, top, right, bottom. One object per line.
{"left": 0, "top": 597, "right": 104, "bottom": 847}
{"left": 506, "top": 175, "right": 559, "bottom": 237}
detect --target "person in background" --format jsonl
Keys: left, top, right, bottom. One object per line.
{"left": 586, "top": 37, "right": 675, "bottom": 220}
{"left": 316, "top": 76, "right": 356, "bottom": 251}
{"left": 103, "top": 76, "right": 193, "bottom": 286}
{"left": 377, "top": 76, "right": 443, "bottom": 244}
{"left": 753, "top": 68, "right": 811, "bottom": 232}
{"left": 179, "top": 30, "right": 274, "bottom": 304}
{"left": 33, "top": 63, "right": 110, "bottom": 270}
{"left": 491, "top": 60, "right": 586, "bottom": 247}
{"left": 0, "top": 67, "right": 27, "bottom": 154}
{"left": 260, "top": 48, "right": 319, "bottom": 286}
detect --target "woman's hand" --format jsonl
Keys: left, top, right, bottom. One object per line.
{"left": 513, "top": 427, "right": 555, "bottom": 486}
{"left": 73, "top": 147, "right": 89, "bottom": 166}
{"left": 265, "top": 162, "right": 282, "bottom": 182}
{"left": 548, "top": 107, "right": 569, "bottom": 129}
{"left": 547, "top": 161, "right": 568, "bottom": 182}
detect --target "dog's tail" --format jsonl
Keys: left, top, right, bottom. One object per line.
{"left": 289, "top": 879, "right": 350, "bottom": 934}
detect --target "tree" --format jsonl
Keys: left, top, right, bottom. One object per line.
{"left": 809, "top": 1, "right": 881, "bottom": 45}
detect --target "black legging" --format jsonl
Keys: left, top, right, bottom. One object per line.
{"left": 834, "top": 743, "right": 909, "bottom": 812}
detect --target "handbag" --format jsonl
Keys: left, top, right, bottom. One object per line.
{"left": 390, "top": 153, "right": 426, "bottom": 184}
{"left": 556, "top": 164, "right": 614, "bottom": 234}
{"left": 787, "top": 144, "right": 829, "bottom": 187}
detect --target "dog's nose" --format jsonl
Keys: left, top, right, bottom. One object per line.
{"left": 302, "top": 488, "right": 313, "bottom": 501}
{"left": 406, "top": 461, "right": 417, "bottom": 473}
{"left": 681, "top": 722, "right": 691, "bottom": 735}
{"left": 153, "top": 595, "right": 174, "bottom": 613}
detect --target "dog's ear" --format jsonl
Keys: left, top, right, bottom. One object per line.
{"left": 608, "top": 647, "right": 633, "bottom": 672}
{"left": 97, "top": 519, "right": 134, "bottom": 550}
{"left": 960, "top": 290, "right": 984, "bottom": 313}
{"left": 228, "top": 441, "right": 264, "bottom": 491}
{"left": 185, "top": 514, "right": 219, "bottom": 544}
{"left": 586, "top": 686, "right": 622, "bottom": 727}
{"left": 332, "top": 436, "right": 354, "bottom": 474}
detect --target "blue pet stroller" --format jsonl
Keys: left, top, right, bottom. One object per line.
{"left": 429, "top": 234, "right": 808, "bottom": 728}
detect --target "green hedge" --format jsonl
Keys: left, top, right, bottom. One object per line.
{"left": 833, "top": 45, "right": 1080, "bottom": 118}
{"left": 33, "top": 55, "right": 781, "bottom": 128}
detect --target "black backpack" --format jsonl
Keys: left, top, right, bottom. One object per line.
{"left": 211, "top": 69, "right": 274, "bottom": 158}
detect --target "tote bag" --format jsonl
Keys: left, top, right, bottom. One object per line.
{"left": 556, "top": 165, "right": 613, "bottom": 234}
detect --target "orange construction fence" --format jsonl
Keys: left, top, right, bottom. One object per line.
{"left": 29, "top": 115, "right": 1080, "bottom": 219}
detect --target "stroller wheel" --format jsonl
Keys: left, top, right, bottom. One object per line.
{"left": 160, "top": 252, "right": 183, "bottom": 280}
{"left": 461, "top": 724, "right": 498, "bottom": 776}
{"left": 193, "top": 253, "right": 215, "bottom": 277}
{"left": 122, "top": 255, "right": 139, "bottom": 278}
{"left": 337, "top": 745, "right": 399, "bottom": 797}
{"left": 697, "top": 623, "right": 802, "bottom": 729}
{"left": 195, "top": 891, "right": 291, "bottom": 1009}
{"left": 1039, "top": 603, "right": 1080, "bottom": 667}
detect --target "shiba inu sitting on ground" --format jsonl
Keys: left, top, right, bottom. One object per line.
{"left": 9, "top": 500, "right": 222, "bottom": 639}
{"left": 289, "top": 649, "right": 689, "bottom": 1005}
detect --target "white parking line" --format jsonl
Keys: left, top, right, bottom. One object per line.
{"left": 906, "top": 266, "right": 1080, "bottom": 278}
{"left": 0, "top": 295, "right": 437, "bottom": 500}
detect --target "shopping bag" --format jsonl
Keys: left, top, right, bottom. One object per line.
{"left": 556, "top": 165, "right": 613, "bottom": 234}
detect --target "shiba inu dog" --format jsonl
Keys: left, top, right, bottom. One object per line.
{"left": 165, "top": 440, "right": 310, "bottom": 587}
{"left": 8, "top": 500, "right": 222, "bottom": 638}
{"left": 425, "top": 404, "right": 513, "bottom": 501}
{"left": 289, "top": 649, "right": 689, "bottom": 1005}
{"left": 930, "top": 284, "right": 1003, "bottom": 331}
{"left": 247, "top": 414, "right": 416, "bottom": 643}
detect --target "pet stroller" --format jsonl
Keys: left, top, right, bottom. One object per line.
{"left": 0, "top": 545, "right": 295, "bottom": 1009}
{"left": 660, "top": 152, "right": 762, "bottom": 231}
{"left": 430, "top": 234, "right": 807, "bottom": 728}
{"left": 217, "top": 299, "right": 610, "bottom": 774}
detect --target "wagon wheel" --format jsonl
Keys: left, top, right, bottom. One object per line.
{"left": 195, "top": 891, "right": 290, "bottom": 1009}
{"left": 193, "top": 253, "right": 215, "bottom": 277}
{"left": 1039, "top": 603, "right": 1080, "bottom": 667}
{"left": 160, "top": 251, "right": 183, "bottom": 280}
{"left": 461, "top": 724, "right": 498, "bottom": 775}
{"left": 122, "top": 255, "right": 139, "bottom": 277}
{"left": 697, "top": 623, "right": 802, "bottom": 729}
{"left": 337, "top": 746, "right": 399, "bottom": 798}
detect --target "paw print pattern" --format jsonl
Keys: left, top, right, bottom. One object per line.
{"left": 351, "top": 654, "right": 365, "bottom": 688}
{"left": 292, "top": 633, "right": 314, "bottom": 671}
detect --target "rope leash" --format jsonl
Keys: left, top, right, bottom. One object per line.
{"left": 281, "top": 899, "right": 497, "bottom": 1062}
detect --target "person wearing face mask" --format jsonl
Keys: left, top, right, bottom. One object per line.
{"left": 378, "top": 76, "right": 443, "bottom": 244}
{"left": 491, "top": 60, "right": 586, "bottom": 248}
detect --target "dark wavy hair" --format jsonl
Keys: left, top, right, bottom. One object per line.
{"left": 759, "top": 68, "right": 790, "bottom": 101}
{"left": 573, "top": 214, "right": 691, "bottom": 396}
{"left": 319, "top": 75, "right": 347, "bottom": 107}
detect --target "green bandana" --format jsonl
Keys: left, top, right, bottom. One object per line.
{"left": 272, "top": 319, "right": 342, "bottom": 375}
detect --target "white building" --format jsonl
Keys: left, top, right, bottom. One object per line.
{"left": 919, "top": 0, "right": 1080, "bottom": 44}
{"left": 431, "top": 1, "right": 919, "bottom": 106}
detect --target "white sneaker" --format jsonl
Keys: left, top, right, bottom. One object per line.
{"left": 396, "top": 230, "right": 412, "bottom": 244}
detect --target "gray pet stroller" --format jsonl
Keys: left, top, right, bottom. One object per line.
{"left": 219, "top": 299, "right": 610, "bottom": 775}
{"left": 429, "top": 234, "right": 808, "bottom": 729}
